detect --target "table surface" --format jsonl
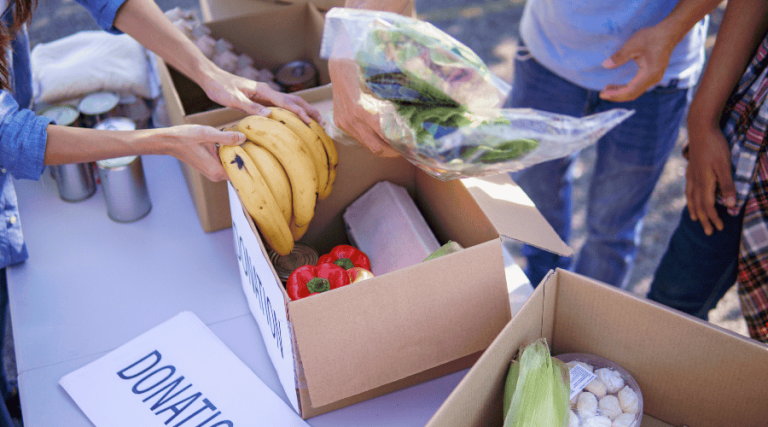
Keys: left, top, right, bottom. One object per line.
{"left": 9, "top": 154, "right": 531, "bottom": 426}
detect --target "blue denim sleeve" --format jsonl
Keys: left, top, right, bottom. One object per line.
{"left": 0, "top": 92, "right": 53, "bottom": 180}
{"left": 73, "top": 0, "right": 130, "bottom": 34}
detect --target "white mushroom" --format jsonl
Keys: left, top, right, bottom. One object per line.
{"left": 577, "top": 392, "right": 598, "bottom": 419}
{"left": 612, "top": 413, "right": 637, "bottom": 427}
{"left": 582, "top": 416, "right": 612, "bottom": 427}
{"left": 598, "top": 395, "right": 622, "bottom": 420}
{"left": 585, "top": 378, "right": 607, "bottom": 398}
{"left": 569, "top": 409, "right": 581, "bottom": 427}
{"left": 617, "top": 386, "right": 639, "bottom": 414}
{"left": 595, "top": 368, "right": 625, "bottom": 394}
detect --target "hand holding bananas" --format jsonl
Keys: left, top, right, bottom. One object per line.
{"left": 219, "top": 108, "right": 338, "bottom": 256}
{"left": 44, "top": 123, "right": 245, "bottom": 183}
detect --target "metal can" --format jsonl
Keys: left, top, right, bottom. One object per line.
{"left": 40, "top": 104, "right": 80, "bottom": 127}
{"left": 78, "top": 91, "right": 120, "bottom": 128}
{"left": 95, "top": 118, "right": 152, "bottom": 222}
{"left": 268, "top": 243, "right": 319, "bottom": 284}
{"left": 275, "top": 60, "right": 319, "bottom": 93}
{"left": 40, "top": 105, "right": 97, "bottom": 202}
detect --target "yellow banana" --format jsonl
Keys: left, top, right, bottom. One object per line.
{"left": 237, "top": 115, "right": 318, "bottom": 228}
{"left": 267, "top": 107, "right": 330, "bottom": 199}
{"left": 289, "top": 220, "right": 309, "bottom": 241}
{"left": 308, "top": 119, "right": 338, "bottom": 199}
{"left": 219, "top": 144, "right": 294, "bottom": 256}
{"left": 241, "top": 141, "right": 292, "bottom": 225}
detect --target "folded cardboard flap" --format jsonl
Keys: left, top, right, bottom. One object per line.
{"left": 460, "top": 175, "right": 573, "bottom": 257}
{"left": 426, "top": 270, "right": 768, "bottom": 427}
{"left": 290, "top": 239, "right": 511, "bottom": 408}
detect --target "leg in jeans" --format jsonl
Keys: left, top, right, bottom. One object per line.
{"left": 574, "top": 83, "right": 690, "bottom": 289}
{"left": 648, "top": 205, "right": 742, "bottom": 319}
{"left": 0, "top": 269, "right": 15, "bottom": 427}
{"left": 507, "top": 47, "right": 590, "bottom": 287}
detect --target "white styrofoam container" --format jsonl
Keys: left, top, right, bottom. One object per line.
{"left": 343, "top": 181, "right": 440, "bottom": 276}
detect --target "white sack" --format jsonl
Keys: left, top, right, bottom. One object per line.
{"left": 31, "top": 30, "right": 153, "bottom": 105}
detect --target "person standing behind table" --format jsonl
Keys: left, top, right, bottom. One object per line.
{"left": 647, "top": 0, "right": 768, "bottom": 344}
{"left": 507, "top": 0, "right": 722, "bottom": 288}
{"left": 0, "top": 0, "right": 320, "bottom": 423}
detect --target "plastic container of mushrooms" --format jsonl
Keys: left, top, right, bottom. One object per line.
{"left": 556, "top": 353, "right": 643, "bottom": 427}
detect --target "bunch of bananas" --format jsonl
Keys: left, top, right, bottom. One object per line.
{"left": 219, "top": 107, "right": 338, "bottom": 256}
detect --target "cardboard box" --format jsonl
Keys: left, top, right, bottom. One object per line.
{"left": 157, "top": 3, "right": 329, "bottom": 232}
{"left": 426, "top": 269, "right": 768, "bottom": 427}
{"left": 198, "top": 0, "right": 416, "bottom": 23}
{"left": 187, "top": 85, "right": 573, "bottom": 418}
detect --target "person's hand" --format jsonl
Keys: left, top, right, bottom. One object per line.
{"left": 685, "top": 121, "right": 737, "bottom": 236}
{"left": 201, "top": 67, "right": 321, "bottom": 124}
{"left": 599, "top": 25, "right": 677, "bottom": 102}
{"left": 154, "top": 125, "right": 245, "bottom": 182}
{"left": 329, "top": 59, "right": 400, "bottom": 157}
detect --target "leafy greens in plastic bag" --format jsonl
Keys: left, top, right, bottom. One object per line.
{"left": 320, "top": 8, "right": 633, "bottom": 180}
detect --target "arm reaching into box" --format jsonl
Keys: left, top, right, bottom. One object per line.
{"left": 328, "top": 0, "right": 412, "bottom": 158}
{"left": 113, "top": 0, "right": 321, "bottom": 124}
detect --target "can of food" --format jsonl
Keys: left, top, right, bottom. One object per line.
{"left": 95, "top": 118, "right": 151, "bottom": 222}
{"left": 269, "top": 243, "right": 319, "bottom": 284}
{"left": 275, "top": 60, "right": 319, "bottom": 93}
{"left": 78, "top": 91, "right": 120, "bottom": 128}
{"left": 40, "top": 105, "right": 96, "bottom": 202}
{"left": 49, "top": 163, "right": 96, "bottom": 202}
{"left": 40, "top": 104, "right": 80, "bottom": 127}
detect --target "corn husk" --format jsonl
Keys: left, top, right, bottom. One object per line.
{"left": 503, "top": 338, "right": 570, "bottom": 427}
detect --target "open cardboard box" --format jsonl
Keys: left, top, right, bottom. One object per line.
{"left": 156, "top": 2, "right": 329, "bottom": 232}
{"left": 187, "top": 85, "right": 573, "bottom": 418}
{"left": 426, "top": 269, "right": 768, "bottom": 427}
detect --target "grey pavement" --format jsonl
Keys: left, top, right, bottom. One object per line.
{"left": 6, "top": 0, "right": 746, "bottom": 424}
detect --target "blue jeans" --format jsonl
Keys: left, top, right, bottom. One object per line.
{"left": 0, "top": 269, "right": 15, "bottom": 427}
{"left": 508, "top": 48, "right": 690, "bottom": 289}
{"left": 647, "top": 205, "right": 743, "bottom": 319}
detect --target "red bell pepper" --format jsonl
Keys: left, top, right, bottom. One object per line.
{"left": 286, "top": 263, "right": 350, "bottom": 301}
{"left": 317, "top": 244, "right": 371, "bottom": 271}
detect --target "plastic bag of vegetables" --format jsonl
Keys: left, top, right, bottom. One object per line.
{"left": 319, "top": 8, "right": 633, "bottom": 180}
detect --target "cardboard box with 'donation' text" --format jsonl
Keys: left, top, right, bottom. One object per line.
{"left": 156, "top": 3, "right": 329, "bottom": 232}
{"left": 187, "top": 85, "right": 574, "bottom": 418}
{"left": 426, "top": 269, "right": 768, "bottom": 427}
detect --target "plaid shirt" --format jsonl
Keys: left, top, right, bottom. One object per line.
{"left": 719, "top": 31, "right": 768, "bottom": 343}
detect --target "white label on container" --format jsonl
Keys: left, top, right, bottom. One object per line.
{"left": 228, "top": 183, "right": 299, "bottom": 414}
{"left": 569, "top": 364, "right": 597, "bottom": 400}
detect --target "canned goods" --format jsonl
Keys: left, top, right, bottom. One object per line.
{"left": 275, "top": 60, "right": 319, "bottom": 93}
{"left": 40, "top": 105, "right": 96, "bottom": 202}
{"left": 95, "top": 117, "right": 151, "bottom": 222}
{"left": 94, "top": 117, "right": 136, "bottom": 132}
{"left": 40, "top": 105, "right": 80, "bottom": 126}
{"left": 269, "top": 243, "right": 319, "bottom": 284}
{"left": 78, "top": 91, "right": 120, "bottom": 128}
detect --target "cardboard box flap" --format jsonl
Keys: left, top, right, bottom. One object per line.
{"left": 426, "top": 270, "right": 558, "bottom": 427}
{"left": 290, "top": 239, "right": 512, "bottom": 408}
{"left": 551, "top": 270, "right": 768, "bottom": 427}
{"left": 461, "top": 175, "right": 572, "bottom": 257}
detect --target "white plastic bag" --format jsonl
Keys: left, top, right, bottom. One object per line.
{"left": 31, "top": 31, "right": 154, "bottom": 105}
{"left": 320, "top": 8, "right": 633, "bottom": 180}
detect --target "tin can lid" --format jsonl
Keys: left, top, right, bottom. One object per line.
{"left": 275, "top": 61, "right": 318, "bottom": 86}
{"left": 78, "top": 91, "right": 120, "bottom": 115}
{"left": 97, "top": 155, "right": 138, "bottom": 168}
{"left": 40, "top": 105, "right": 80, "bottom": 126}
{"left": 94, "top": 117, "right": 136, "bottom": 131}
{"left": 269, "top": 242, "right": 319, "bottom": 282}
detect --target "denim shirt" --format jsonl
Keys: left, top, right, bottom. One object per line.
{"left": 0, "top": 0, "right": 127, "bottom": 269}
